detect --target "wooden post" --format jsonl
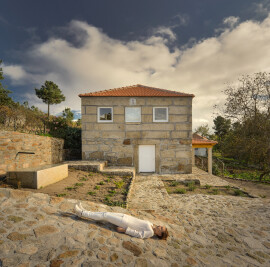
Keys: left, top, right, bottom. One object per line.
{"left": 207, "top": 147, "right": 212, "bottom": 175}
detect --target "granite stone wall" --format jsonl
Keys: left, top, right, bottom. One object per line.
{"left": 81, "top": 96, "right": 193, "bottom": 174}
{"left": 0, "top": 131, "right": 64, "bottom": 175}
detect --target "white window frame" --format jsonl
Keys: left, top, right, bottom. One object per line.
{"left": 125, "top": 107, "right": 141, "bottom": 123}
{"left": 153, "top": 107, "right": 168, "bottom": 122}
{"left": 98, "top": 107, "right": 113, "bottom": 123}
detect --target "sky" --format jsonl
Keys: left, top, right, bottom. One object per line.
{"left": 1, "top": 0, "right": 270, "bottom": 131}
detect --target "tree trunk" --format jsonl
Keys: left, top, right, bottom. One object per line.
{"left": 47, "top": 103, "right": 50, "bottom": 119}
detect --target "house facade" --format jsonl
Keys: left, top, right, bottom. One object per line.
{"left": 79, "top": 84, "right": 194, "bottom": 174}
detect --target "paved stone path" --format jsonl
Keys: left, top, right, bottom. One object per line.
{"left": 127, "top": 167, "right": 230, "bottom": 210}
{"left": 1, "top": 168, "right": 270, "bottom": 266}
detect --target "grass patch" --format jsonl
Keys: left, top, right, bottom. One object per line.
{"left": 94, "top": 185, "right": 100, "bottom": 190}
{"left": 65, "top": 186, "right": 75, "bottom": 191}
{"left": 114, "top": 180, "right": 124, "bottom": 189}
{"left": 187, "top": 181, "right": 196, "bottom": 191}
{"left": 164, "top": 181, "right": 250, "bottom": 198}
{"left": 234, "top": 189, "right": 244, "bottom": 196}
{"left": 170, "top": 181, "right": 179, "bottom": 187}
{"left": 74, "top": 183, "right": 84, "bottom": 187}
{"left": 56, "top": 193, "right": 66, "bottom": 197}
{"left": 99, "top": 181, "right": 105, "bottom": 185}
{"left": 87, "top": 191, "right": 96, "bottom": 196}
{"left": 211, "top": 189, "right": 219, "bottom": 195}
{"left": 175, "top": 188, "right": 186, "bottom": 194}
{"left": 79, "top": 177, "right": 88, "bottom": 181}
{"left": 205, "top": 184, "right": 211, "bottom": 189}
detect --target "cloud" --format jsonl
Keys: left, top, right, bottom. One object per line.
{"left": 0, "top": 15, "right": 9, "bottom": 25}
{"left": 253, "top": 0, "right": 270, "bottom": 17}
{"left": 223, "top": 16, "right": 240, "bottom": 28}
{"left": 172, "top": 13, "right": 190, "bottom": 27}
{"left": 152, "top": 26, "right": 177, "bottom": 41}
{"left": 3, "top": 15, "right": 270, "bottom": 131}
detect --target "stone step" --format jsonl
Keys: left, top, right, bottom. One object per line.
{"left": 101, "top": 166, "right": 135, "bottom": 177}
{"left": 64, "top": 160, "right": 107, "bottom": 172}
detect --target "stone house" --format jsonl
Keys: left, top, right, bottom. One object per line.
{"left": 79, "top": 84, "right": 194, "bottom": 174}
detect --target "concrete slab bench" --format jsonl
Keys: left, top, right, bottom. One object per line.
{"left": 7, "top": 163, "right": 68, "bottom": 189}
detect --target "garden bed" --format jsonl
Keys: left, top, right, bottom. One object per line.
{"left": 163, "top": 180, "right": 251, "bottom": 197}
{"left": 0, "top": 168, "right": 132, "bottom": 207}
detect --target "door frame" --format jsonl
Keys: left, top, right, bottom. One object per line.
{"left": 138, "top": 145, "right": 156, "bottom": 173}
{"left": 133, "top": 140, "right": 160, "bottom": 173}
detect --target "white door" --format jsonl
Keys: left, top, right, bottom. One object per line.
{"left": 139, "top": 145, "right": 155, "bottom": 172}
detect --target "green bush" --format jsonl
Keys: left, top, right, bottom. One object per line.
{"left": 87, "top": 191, "right": 96, "bottom": 195}
{"left": 175, "top": 188, "right": 186, "bottom": 194}
{"left": 212, "top": 189, "right": 219, "bottom": 195}
{"left": 234, "top": 189, "right": 244, "bottom": 196}
{"left": 114, "top": 180, "right": 124, "bottom": 189}
{"left": 170, "top": 181, "right": 179, "bottom": 187}
{"left": 205, "top": 184, "right": 211, "bottom": 189}
{"left": 74, "top": 183, "right": 84, "bottom": 187}
{"left": 187, "top": 181, "right": 196, "bottom": 191}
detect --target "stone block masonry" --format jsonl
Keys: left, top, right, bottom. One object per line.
{"left": 81, "top": 96, "right": 193, "bottom": 174}
{"left": 0, "top": 131, "right": 64, "bottom": 175}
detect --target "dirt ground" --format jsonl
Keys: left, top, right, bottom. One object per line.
{"left": 163, "top": 180, "right": 250, "bottom": 197}
{"left": 0, "top": 168, "right": 132, "bottom": 206}
{"left": 221, "top": 177, "right": 270, "bottom": 198}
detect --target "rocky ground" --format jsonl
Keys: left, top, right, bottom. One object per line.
{"left": 0, "top": 168, "right": 270, "bottom": 267}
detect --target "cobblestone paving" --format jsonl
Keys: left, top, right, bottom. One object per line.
{"left": 1, "top": 168, "right": 270, "bottom": 266}
{"left": 127, "top": 167, "right": 230, "bottom": 210}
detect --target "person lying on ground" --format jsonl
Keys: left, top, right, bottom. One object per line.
{"left": 75, "top": 203, "right": 169, "bottom": 240}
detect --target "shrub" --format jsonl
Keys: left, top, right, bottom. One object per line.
{"left": 205, "top": 184, "right": 211, "bottom": 189}
{"left": 94, "top": 185, "right": 100, "bottom": 190}
{"left": 74, "top": 183, "right": 84, "bottom": 187}
{"left": 170, "top": 181, "right": 179, "bottom": 187}
{"left": 234, "top": 189, "right": 244, "bottom": 196}
{"left": 65, "top": 186, "right": 75, "bottom": 191}
{"left": 175, "top": 188, "right": 186, "bottom": 194}
{"left": 187, "top": 181, "right": 196, "bottom": 191}
{"left": 212, "top": 189, "right": 219, "bottom": 195}
{"left": 114, "top": 180, "right": 124, "bottom": 189}
{"left": 87, "top": 191, "right": 96, "bottom": 196}
{"left": 121, "top": 189, "right": 128, "bottom": 195}
{"left": 56, "top": 193, "right": 66, "bottom": 197}
{"left": 99, "top": 181, "right": 105, "bottom": 185}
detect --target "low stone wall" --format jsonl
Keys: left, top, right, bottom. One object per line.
{"left": 0, "top": 131, "right": 64, "bottom": 175}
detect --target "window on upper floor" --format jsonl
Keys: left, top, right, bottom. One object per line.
{"left": 153, "top": 107, "right": 168, "bottom": 122}
{"left": 125, "top": 107, "right": 141, "bottom": 122}
{"left": 98, "top": 107, "right": 113, "bottom": 122}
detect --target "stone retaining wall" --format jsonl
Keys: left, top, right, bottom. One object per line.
{"left": 0, "top": 130, "right": 64, "bottom": 175}
{"left": 81, "top": 96, "right": 193, "bottom": 174}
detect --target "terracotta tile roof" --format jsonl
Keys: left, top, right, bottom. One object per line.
{"left": 192, "top": 133, "right": 218, "bottom": 145}
{"left": 79, "top": 84, "right": 195, "bottom": 97}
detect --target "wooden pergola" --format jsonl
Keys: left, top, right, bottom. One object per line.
{"left": 192, "top": 133, "right": 218, "bottom": 175}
